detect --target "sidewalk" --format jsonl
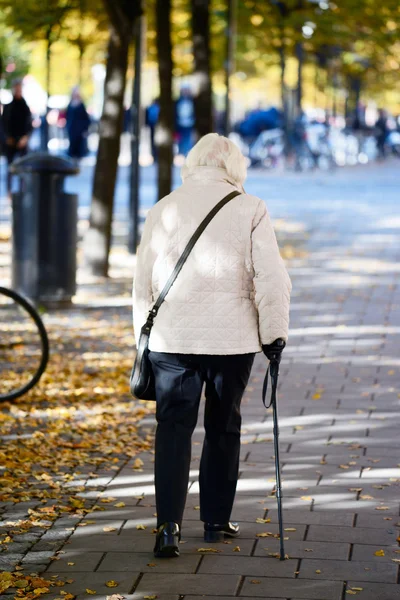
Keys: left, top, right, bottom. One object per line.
{"left": 1, "top": 163, "right": 399, "bottom": 600}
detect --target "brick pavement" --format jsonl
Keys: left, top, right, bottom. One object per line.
{"left": 1, "top": 163, "right": 400, "bottom": 599}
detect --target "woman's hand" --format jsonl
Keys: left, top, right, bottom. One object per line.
{"left": 262, "top": 339, "right": 286, "bottom": 363}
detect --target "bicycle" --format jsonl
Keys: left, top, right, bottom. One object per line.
{"left": 0, "top": 286, "right": 49, "bottom": 401}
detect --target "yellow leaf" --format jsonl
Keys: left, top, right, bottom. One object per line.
{"left": 300, "top": 496, "right": 312, "bottom": 501}
{"left": 136, "top": 524, "right": 146, "bottom": 530}
{"left": 351, "top": 588, "right": 363, "bottom": 592}
{"left": 100, "top": 497, "right": 116, "bottom": 504}
{"left": 284, "top": 528, "right": 296, "bottom": 531}
{"left": 374, "top": 549, "right": 385, "bottom": 556}
{"left": 114, "top": 502, "right": 125, "bottom": 508}
{"left": 105, "top": 581, "right": 119, "bottom": 588}
{"left": 197, "top": 547, "right": 221, "bottom": 553}
{"left": 346, "top": 592, "right": 357, "bottom": 595}
{"left": 103, "top": 527, "right": 117, "bottom": 532}
{"left": 147, "top": 563, "right": 156, "bottom": 567}
{"left": 14, "top": 580, "right": 29, "bottom": 588}
{"left": 86, "top": 589, "right": 97, "bottom": 594}
{"left": 375, "top": 506, "right": 389, "bottom": 510}
{"left": 133, "top": 458, "right": 144, "bottom": 469}
{"left": 233, "top": 546, "right": 240, "bottom": 552}
{"left": 315, "top": 569, "right": 321, "bottom": 574}
{"left": 256, "top": 532, "right": 273, "bottom": 537}
{"left": 33, "top": 588, "right": 50, "bottom": 595}
{"left": 250, "top": 580, "right": 261, "bottom": 584}
{"left": 143, "top": 596, "right": 158, "bottom": 600}
{"left": 67, "top": 562, "right": 75, "bottom": 566}
{"left": 312, "top": 393, "right": 321, "bottom": 400}
{"left": 255, "top": 518, "right": 271, "bottom": 523}
{"left": 193, "top": 505, "right": 200, "bottom": 510}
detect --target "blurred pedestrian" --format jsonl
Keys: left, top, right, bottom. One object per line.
{"left": 2, "top": 78, "right": 32, "bottom": 190}
{"left": 66, "top": 87, "right": 91, "bottom": 160}
{"left": 375, "top": 109, "right": 389, "bottom": 159}
{"left": 132, "top": 133, "right": 292, "bottom": 558}
{"left": 145, "top": 98, "right": 160, "bottom": 162}
{"left": 175, "top": 86, "right": 195, "bottom": 156}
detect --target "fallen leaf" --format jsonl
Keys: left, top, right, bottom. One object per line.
{"left": 106, "top": 595, "right": 125, "bottom": 600}
{"left": 374, "top": 549, "right": 385, "bottom": 556}
{"left": 284, "top": 527, "right": 296, "bottom": 531}
{"left": 315, "top": 569, "right": 321, "bottom": 574}
{"left": 346, "top": 592, "right": 357, "bottom": 595}
{"left": 136, "top": 524, "right": 146, "bottom": 530}
{"left": 86, "top": 589, "right": 97, "bottom": 594}
{"left": 351, "top": 588, "right": 363, "bottom": 592}
{"left": 147, "top": 563, "right": 156, "bottom": 567}
{"left": 103, "top": 526, "right": 117, "bottom": 532}
{"left": 193, "top": 505, "right": 200, "bottom": 510}
{"left": 255, "top": 518, "right": 271, "bottom": 523}
{"left": 375, "top": 506, "right": 389, "bottom": 510}
{"left": 304, "top": 548, "right": 313, "bottom": 552}
{"left": 197, "top": 547, "right": 221, "bottom": 553}
{"left": 133, "top": 458, "right": 144, "bottom": 469}
{"left": 143, "top": 596, "right": 158, "bottom": 600}
{"left": 67, "top": 562, "right": 75, "bottom": 566}
{"left": 312, "top": 393, "right": 321, "bottom": 400}
{"left": 250, "top": 580, "right": 261, "bottom": 584}
{"left": 114, "top": 502, "right": 125, "bottom": 508}
{"left": 105, "top": 581, "right": 119, "bottom": 588}
{"left": 233, "top": 546, "right": 240, "bottom": 552}
{"left": 300, "top": 496, "right": 312, "bottom": 501}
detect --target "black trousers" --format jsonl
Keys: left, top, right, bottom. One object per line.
{"left": 149, "top": 351, "right": 255, "bottom": 527}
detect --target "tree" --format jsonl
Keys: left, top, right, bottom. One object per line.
{"left": 155, "top": 0, "right": 174, "bottom": 201}
{"left": 84, "top": 0, "right": 142, "bottom": 276}
{"left": 0, "top": 0, "right": 76, "bottom": 146}
{"left": 191, "top": 0, "right": 212, "bottom": 138}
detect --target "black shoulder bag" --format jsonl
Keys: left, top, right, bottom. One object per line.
{"left": 130, "top": 190, "right": 241, "bottom": 400}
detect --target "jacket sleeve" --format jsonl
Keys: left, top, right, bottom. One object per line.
{"left": 251, "top": 199, "right": 292, "bottom": 344}
{"left": 132, "top": 210, "right": 155, "bottom": 342}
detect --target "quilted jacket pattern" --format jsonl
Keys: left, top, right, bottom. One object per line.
{"left": 132, "top": 166, "right": 292, "bottom": 354}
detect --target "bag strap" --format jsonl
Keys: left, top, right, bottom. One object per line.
{"left": 262, "top": 359, "right": 279, "bottom": 409}
{"left": 144, "top": 189, "right": 241, "bottom": 328}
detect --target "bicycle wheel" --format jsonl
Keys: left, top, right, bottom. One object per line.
{"left": 0, "top": 287, "right": 49, "bottom": 401}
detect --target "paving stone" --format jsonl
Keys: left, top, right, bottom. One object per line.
{"left": 240, "top": 576, "right": 343, "bottom": 599}
{"left": 40, "top": 572, "right": 139, "bottom": 598}
{"left": 46, "top": 551, "right": 104, "bottom": 571}
{"left": 98, "top": 551, "right": 200, "bottom": 573}
{"left": 351, "top": 543, "right": 400, "bottom": 562}
{"left": 306, "top": 524, "right": 398, "bottom": 545}
{"left": 356, "top": 513, "right": 400, "bottom": 528}
{"left": 0, "top": 553, "right": 24, "bottom": 568}
{"left": 135, "top": 573, "right": 240, "bottom": 596}
{"left": 185, "top": 597, "right": 283, "bottom": 600}
{"left": 21, "top": 551, "right": 55, "bottom": 564}
{"left": 345, "top": 581, "right": 400, "bottom": 600}
{"left": 254, "top": 539, "right": 350, "bottom": 560}
{"left": 198, "top": 555, "right": 297, "bottom": 577}
{"left": 265, "top": 509, "right": 354, "bottom": 526}
{"left": 298, "top": 558, "right": 397, "bottom": 582}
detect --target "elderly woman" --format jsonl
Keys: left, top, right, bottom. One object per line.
{"left": 132, "top": 133, "right": 291, "bottom": 558}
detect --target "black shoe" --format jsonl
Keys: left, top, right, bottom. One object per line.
{"left": 204, "top": 522, "right": 240, "bottom": 543}
{"left": 153, "top": 522, "right": 181, "bottom": 558}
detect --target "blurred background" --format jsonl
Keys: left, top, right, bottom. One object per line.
{"left": 0, "top": 0, "right": 400, "bottom": 278}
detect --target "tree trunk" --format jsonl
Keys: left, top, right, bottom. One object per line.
{"left": 224, "top": 0, "right": 236, "bottom": 136}
{"left": 191, "top": 0, "right": 212, "bottom": 139}
{"left": 295, "top": 41, "right": 303, "bottom": 114}
{"left": 155, "top": 0, "right": 174, "bottom": 201}
{"left": 84, "top": 29, "right": 129, "bottom": 276}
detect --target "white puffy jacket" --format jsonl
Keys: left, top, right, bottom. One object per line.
{"left": 132, "top": 166, "right": 292, "bottom": 355}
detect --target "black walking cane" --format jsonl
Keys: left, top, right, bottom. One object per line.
{"left": 262, "top": 340, "right": 286, "bottom": 560}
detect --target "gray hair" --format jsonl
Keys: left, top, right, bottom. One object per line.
{"left": 181, "top": 133, "right": 247, "bottom": 185}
